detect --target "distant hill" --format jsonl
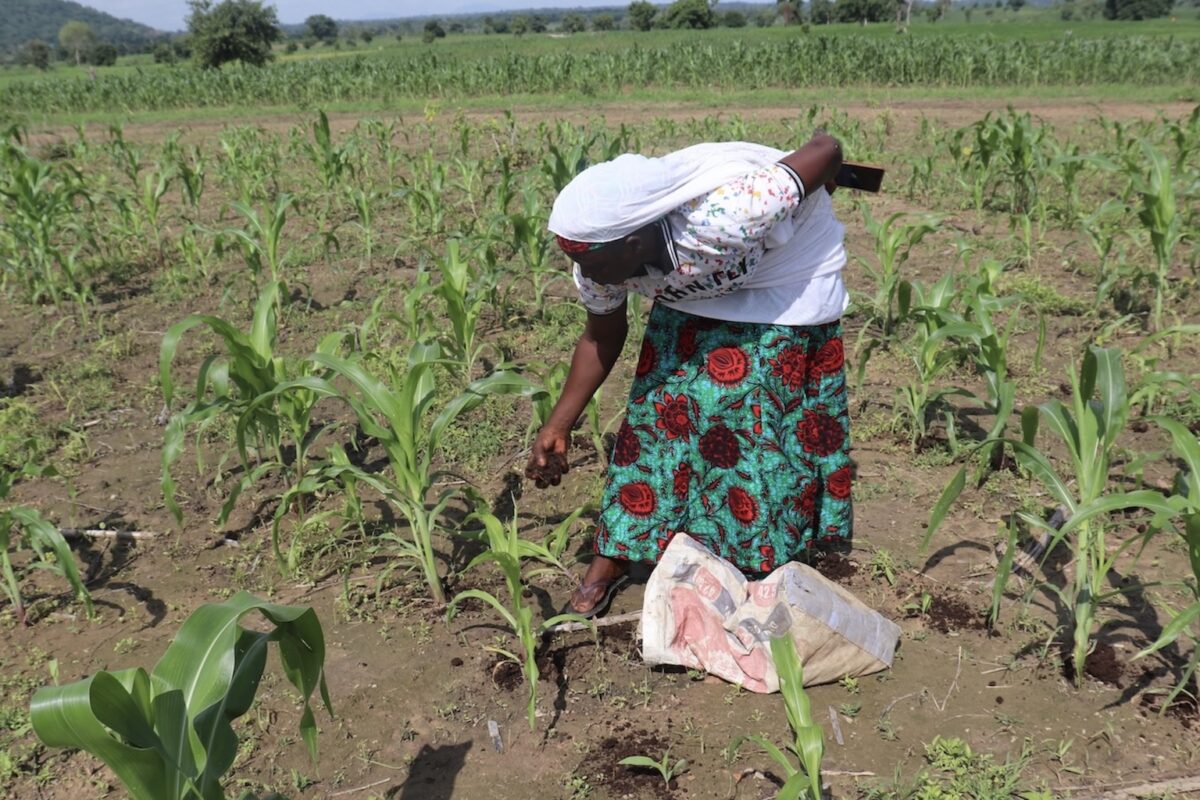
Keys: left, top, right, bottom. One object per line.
{"left": 0, "top": 0, "right": 164, "bottom": 56}
{"left": 280, "top": 3, "right": 782, "bottom": 34}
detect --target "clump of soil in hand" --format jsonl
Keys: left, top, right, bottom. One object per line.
{"left": 926, "top": 594, "right": 985, "bottom": 633}
{"left": 580, "top": 729, "right": 677, "bottom": 799}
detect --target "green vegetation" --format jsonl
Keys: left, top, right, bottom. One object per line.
{"left": 737, "top": 637, "right": 825, "bottom": 800}
{"left": 1134, "top": 420, "right": 1200, "bottom": 710}
{"left": 3, "top": 27, "right": 1198, "bottom": 114}
{"left": 863, "top": 736, "right": 1047, "bottom": 798}
{"left": 0, "top": 0, "right": 161, "bottom": 60}
{"left": 618, "top": 749, "right": 690, "bottom": 787}
{"left": 0, "top": 32, "right": 1198, "bottom": 790}
{"left": 1, "top": 460, "right": 92, "bottom": 626}
{"left": 449, "top": 510, "right": 594, "bottom": 729}
{"left": 187, "top": 0, "right": 282, "bottom": 70}
{"left": 30, "top": 592, "right": 331, "bottom": 800}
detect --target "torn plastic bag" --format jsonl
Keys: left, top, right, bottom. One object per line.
{"left": 640, "top": 534, "right": 901, "bottom": 693}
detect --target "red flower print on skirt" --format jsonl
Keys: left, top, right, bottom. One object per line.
{"left": 796, "top": 409, "right": 844, "bottom": 458}
{"left": 790, "top": 482, "right": 819, "bottom": 523}
{"left": 758, "top": 544, "right": 775, "bottom": 572}
{"left": 707, "top": 346, "right": 749, "bottom": 387}
{"left": 654, "top": 392, "right": 696, "bottom": 441}
{"left": 727, "top": 486, "right": 758, "bottom": 525}
{"left": 677, "top": 321, "right": 699, "bottom": 360}
{"left": 636, "top": 339, "right": 656, "bottom": 377}
{"left": 768, "top": 344, "right": 808, "bottom": 391}
{"left": 672, "top": 462, "right": 693, "bottom": 500}
{"left": 810, "top": 338, "right": 844, "bottom": 377}
{"left": 699, "top": 424, "right": 741, "bottom": 468}
{"left": 826, "top": 465, "right": 853, "bottom": 500}
{"left": 597, "top": 304, "right": 852, "bottom": 571}
{"left": 619, "top": 481, "right": 657, "bottom": 517}
{"left": 612, "top": 419, "right": 641, "bottom": 467}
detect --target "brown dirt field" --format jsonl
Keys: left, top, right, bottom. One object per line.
{"left": 29, "top": 98, "right": 1199, "bottom": 149}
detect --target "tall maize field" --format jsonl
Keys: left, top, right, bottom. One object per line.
{"left": 3, "top": 33, "right": 1200, "bottom": 114}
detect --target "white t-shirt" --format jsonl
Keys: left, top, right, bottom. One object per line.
{"left": 572, "top": 163, "right": 848, "bottom": 326}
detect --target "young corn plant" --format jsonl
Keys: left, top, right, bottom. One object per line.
{"left": 449, "top": 511, "right": 593, "bottom": 729}
{"left": 268, "top": 443, "right": 370, "bottom": 574}
{"left": 1127, "top": 325, "right": 1200, "bottom": 419}
{"left": 259, "top": 343, "right": 545, "bottom": 603}
{"left": 892, "top": 270, "right": 967, "bottom": 446}
{"left": 894, "top": 336, "right": 967, "bottom": 450}
{"left": 951, "top": 288, "right": 1032, "bottom": 470}
{"left": 1134, "top": 141, "right": 1183, "bottom": 332}
{"left": 947, "top": 126, "right": 993, "bottom": 214}
{"left": 174, "top": 223, "right": 221, "bottom": 286}
{"left": 105, "top": 122, "right": 142, "bottom": 185}
{"left": 304, "top": 110, "right": 355, "bottom": 193}
{"left": 738, "top": 636, "right": 824, "bottom": 800}
{"left": 510, "top": 189, "right": 566, "bottom": 321}
{"left": 224, "top": 193, "right": 296, "bottom": 289}
{"left": 216, "top": 125, "right": 280, "bottom": 205}
{"left": 174, "top": 142, "right": 206, "bottom": 210}
{"left": 989, "top": 109, "right": 1047, "bottom": 217}
{"left": 925, "top": 257, "right": 1036, "bottom": 467}
{"left": 435, "top": 239, "right": 499, "bottom": 380}
{"left": 0, "top": 459, "right": 93, "bottom": 625}
{"left": 0, "top": 141, "right": 95, "bottom": 314}
{"left": 1134, "top": 417, "right": 1200, "bottom": 711}
{"left": 1078, "top": 199, "right": 1128, "bottom": 309}
{"left": 159, "top": 280, "right": 345, "bottom": 527}
{"left": 464, "top": 507, "right": 581, "bottom": 583}
{"left": 854, "top": 207, "right": 939, "bottom": 345}
{"left": 618, "top": 750, "right": 689, "bottom": 788}
{"left": 364, "top": 118, "right": 402, "bottom": 192}
{"left": 344, "top": 186, "right": 380, "bottom": 268}
{"left": 30, "top": 591, "right": 331, "bottom": 800}
{"left": 397, "top": 151, "right": 449, "bottom": 240}
{"left": 930, "top": 347, "right": 1177, "bottom": 685}
{"left": 539, "top": 127, "right": 604, "bottom": 192}
{"left": 959, "top": 109, "right": 1047, "bottom": 216}
{"left": 1047, "top": 140, "right": 1087, "bottom": 224}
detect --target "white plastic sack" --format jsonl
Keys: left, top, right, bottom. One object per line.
{"left": 640, "top": 534, "right": 901, "bottom": 693}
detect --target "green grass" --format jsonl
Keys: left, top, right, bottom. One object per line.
{"left": 3, "top": 17, "right": 1198, "bottom": 120}
{"left": 3, "top": 11, "right": 1196, "bottom": 91}
{"left": 0, "top": 399, "right": 53, "bottom": 471}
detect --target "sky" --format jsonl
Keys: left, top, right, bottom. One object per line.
{"left": 80, "top": 0, "right": 639, "bottom": 31}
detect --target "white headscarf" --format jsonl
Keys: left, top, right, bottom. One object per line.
{"left": 547, "top": 141, "right": 790, "bottom": 243}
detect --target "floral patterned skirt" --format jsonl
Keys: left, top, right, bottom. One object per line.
{"left": 594, "top": 303, "right": 853, "bottom": 572}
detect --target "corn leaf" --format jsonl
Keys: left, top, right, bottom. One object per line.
{"left": 921, "top": 466, "right": 966, "bottom": 551}
{"left": 31, "top": 592, "right": 330, "bottom": 800}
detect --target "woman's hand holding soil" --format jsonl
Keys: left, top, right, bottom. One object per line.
{"left": 526, "top": 425, "right": 571, "bottom": 488}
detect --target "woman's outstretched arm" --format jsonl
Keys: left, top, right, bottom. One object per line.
{"left": 526, "top": 302, "right": 629, "bottom": 488}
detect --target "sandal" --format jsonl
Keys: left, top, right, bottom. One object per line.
{"left": 564, "top": 573, "right": 629, "bottom": 620}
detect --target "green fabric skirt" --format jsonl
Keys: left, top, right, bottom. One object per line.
{"left": 594, "top": 303, "right": 853, "bottom": 572}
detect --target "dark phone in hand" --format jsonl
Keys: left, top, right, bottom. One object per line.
{"left": 835, "top": 162, "right": 885, "bottom": 193}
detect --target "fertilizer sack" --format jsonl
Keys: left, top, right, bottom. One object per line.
{"left": 640, "top": 534, "right": 900, "bottom": 693}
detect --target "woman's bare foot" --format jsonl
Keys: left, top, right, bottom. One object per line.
{"left": 568, "top": 556, "right": 630, "bottom": 616}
